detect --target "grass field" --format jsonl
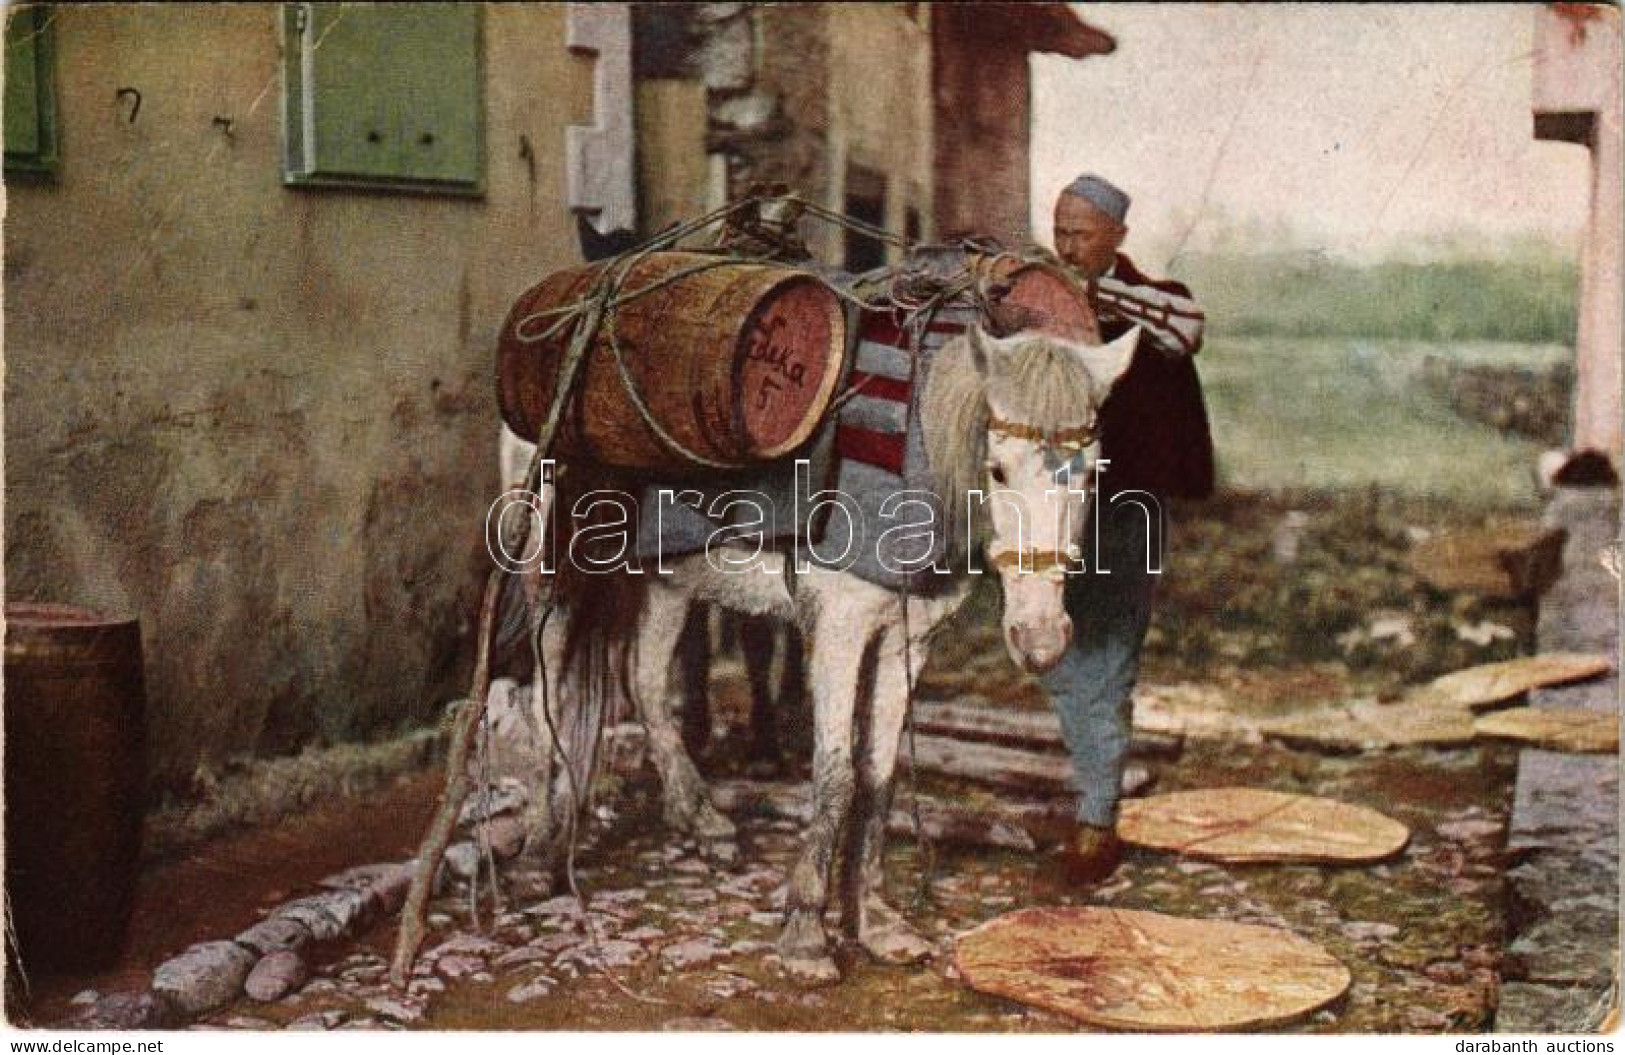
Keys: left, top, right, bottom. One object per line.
{"left": 1199, "top": 337, "right": 1570, "bottom": 509}
{"left": 1176, "top": 246, "right": 1578, "bottom": 345}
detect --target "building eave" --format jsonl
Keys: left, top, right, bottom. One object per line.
{"left": 983, "top": 2, "right": 1117, "bottom": 59}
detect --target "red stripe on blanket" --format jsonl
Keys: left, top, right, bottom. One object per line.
{"left": 859, "top": 313, "right": 912, "bottom": 350}
{"left": 860, "top": 312, "right": 969, "bottom": 349}
{"left": 835, "top": 424, "right": 906, "bottom": 476}
{"left": 844, "top": 369, "right": 911, "bottom": 405}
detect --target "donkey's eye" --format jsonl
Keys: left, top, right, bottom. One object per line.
{"left": 986, "top": 462, "right": 1008, "bottom": 486}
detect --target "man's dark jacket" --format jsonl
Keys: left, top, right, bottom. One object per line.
{"left": 1096, "top": 252, "right": 1216, "bottom": 501}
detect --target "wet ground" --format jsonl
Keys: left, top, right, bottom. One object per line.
{"left": 170, "top": 695, "right": 1518, "bottom": 1033}
{"left": 6, "top": 770, "right": 442, "bottom": 1026}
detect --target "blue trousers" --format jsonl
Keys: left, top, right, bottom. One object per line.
{"left": 1039, "top": 498, "right": 1162, "bottom": 827}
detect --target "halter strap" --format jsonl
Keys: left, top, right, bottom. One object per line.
{"left": 988, "top": 545, "right": 1080, "bottom": 576}
{"left": 987, "top": 413, "right": 1097, "bottom": 448}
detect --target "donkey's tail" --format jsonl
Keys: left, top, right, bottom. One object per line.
{"left": 493, "top": 570, "right": 532, "bottom": 660}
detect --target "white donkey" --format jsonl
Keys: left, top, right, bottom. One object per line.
{"left": 498, "top": 321, "right": 1138, "bottom": 984}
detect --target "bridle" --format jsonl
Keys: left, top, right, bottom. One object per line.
{"left": 983, "top": 414, "right": 1101, "bottom": 578}
{"left": 986, "top": 413, "right": 1097, "bottom": 449}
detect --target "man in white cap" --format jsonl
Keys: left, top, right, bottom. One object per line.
{"left": 1039, "top": 174, "right": 1215, "bottom": 883}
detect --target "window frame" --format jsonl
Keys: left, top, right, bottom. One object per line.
{"left": 4, "top": 5, "right": 61, "bottom": 182}
{"left": 279, "top": 2, "right": 486, "bottom": 197}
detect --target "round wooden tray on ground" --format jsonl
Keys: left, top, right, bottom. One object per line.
{"left": 954, "top": 907, "right": 1350, "bottom": 1031}
{"left": 1263, "top": 697, "right": 1477, "bottom": 751}
{"left": 1408, "top": 652, "right": 1613, "bottom": 711}
{"left": 1473, "top": 707, "right": 1618, "bottom": 754}
{"left": 1118, "top": 787, "right": 1410, "bottom": 864}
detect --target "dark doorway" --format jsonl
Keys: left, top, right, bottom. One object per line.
{"left": 844, "top": 164, "right": 888, "bottom": 273}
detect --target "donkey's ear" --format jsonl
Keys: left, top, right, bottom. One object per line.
{"left": 966, "top": 324, "right": 993, "bottom": 377}
{"left": 1072, "top": 326, "right": 1139, "bottom": 391}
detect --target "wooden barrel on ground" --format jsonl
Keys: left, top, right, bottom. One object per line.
{"left": 4, "top": 604, "right": 146, "bottom": 972}
{"left": 497, "top": 251, "right": 848, "bottom": 469}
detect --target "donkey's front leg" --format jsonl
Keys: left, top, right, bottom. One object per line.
{"left": 631, "top": 584, "right": 737, "bottom": 862}
{"left": 776, "top": 612, "right": 868, "bottom": 985}
{"left": 844, "top": 615, "right": 935, "bottom": 966}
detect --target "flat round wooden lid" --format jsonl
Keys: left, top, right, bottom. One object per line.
{"left": 739, "top": 277, "right": 844, "bottom": 458}
{"left": 955, "top": 906, "right": 1350, "bottom": 1031}
{"left": 1264, "top": 698, "right": 1477, "bottom": 750}
{"left": 1474, "top": 707, "right": 1618, "bottom": 754}
{"left": 1410, "top": 653, "right": 1613, "bottom": 710}
{"left": 5, "top": 603, "right": 142, "bottom": 664}
{"left": 1119, "top": 787, "right": 1410, "bottom": 863}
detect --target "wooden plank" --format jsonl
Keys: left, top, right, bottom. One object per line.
{"left": 910, "top": 734, "right": 1151, "bottom": 799}
{"left": 914, "top": 700, "right": 1064, "bottom": 749}
{"left": 913, "top": 698, "right": 1183, "bottom": 758}
{"left": 912, "top": 733, "right": 1073, "bottom": 794}
{"left": 709, "top": 780, "right": 1037, "bottom": 852}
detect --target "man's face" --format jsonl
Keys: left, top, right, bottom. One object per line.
{"left": 1053, "top": 193, "right": 1125, "bottom": 279}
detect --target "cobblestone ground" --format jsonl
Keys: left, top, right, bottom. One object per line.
{"left": 191, "top": 723, "right": 1518, "bottom": 1032}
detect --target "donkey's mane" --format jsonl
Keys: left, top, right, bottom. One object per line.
{"left": 919, "top": 329, "right": 1109, "bottom": 553}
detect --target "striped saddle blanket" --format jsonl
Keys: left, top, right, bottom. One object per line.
{"left": 635, "top": 301, "right": 977, "bottom": 590}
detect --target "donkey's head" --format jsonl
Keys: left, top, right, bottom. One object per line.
{"left": 922, "top": 323, "right": 1139, "bottom": 674}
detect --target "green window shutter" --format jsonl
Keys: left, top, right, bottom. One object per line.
{"left": 283, "top": 2, "right": 483, "bottom": 194}
{"left": 4, "top": 5, "right": 59, "bottom": 179}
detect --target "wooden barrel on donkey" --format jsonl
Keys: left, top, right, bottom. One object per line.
{"left": 982, "top": 255, "right": 1099, "bottom": 342}
{"left": 497, "top": 251, "right": 848, "bottom": 469}
{"left": 3, "top": 604, "right": 146, "bottom": 973}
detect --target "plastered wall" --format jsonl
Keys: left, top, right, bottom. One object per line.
{"left": 3, "top": 3, "right": 595, "bottom": 785}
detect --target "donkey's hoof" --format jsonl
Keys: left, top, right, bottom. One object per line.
{"left": 665, "top": 798, "right": 737, "bottom": 841}
{"left": 691, "top": 801, "right": 738, "bottom": 842}
{"left": 860, "top": 922, "right": 934, "bottom": 965}
{"left": 858, "top": 900, "right": 933, "bottom": 965}
{"left": 775, "top": 911, "right": 838, "bottom": 985}
{"left": 771, "top": 951, "right": 841, "bottom": 987}
{"left": 698, "top": 835, "right": 739, "bottom": 868}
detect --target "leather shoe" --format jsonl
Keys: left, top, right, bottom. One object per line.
{"left": 1047, "top": 823, "right": 1123, "bottom": 886}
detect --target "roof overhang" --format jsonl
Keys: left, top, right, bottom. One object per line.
{"left": 977, "top": 2, "right": 1117, "bottom": 58}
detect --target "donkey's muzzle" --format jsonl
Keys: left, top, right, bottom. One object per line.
{"left": 1008, "top": 618, "right": 1072, "bottom": 675}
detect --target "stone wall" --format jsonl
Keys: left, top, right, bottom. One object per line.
{"left": 3, "top": 4, "right": 595, "bottom": 786}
